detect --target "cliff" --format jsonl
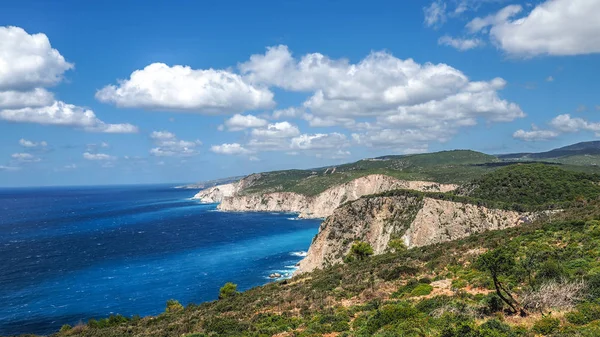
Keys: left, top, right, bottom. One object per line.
{"left": 217, "top": 174, "right": 457, "bottom": 218}
{"left": 192, "top": 183, "right": 239, "bottom": 203}
{"left": 296, "top": 194, "right": 533, "bottom": 273}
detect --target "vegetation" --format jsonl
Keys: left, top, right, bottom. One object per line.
{"left": 348, "top": 241, "right": 374, "bottom": 261}
{"left": 458, "top": 163, "right": 600, "bottom": 207}
{"left": 219, "top": 282, "right": 238, "bottom": 299}
{"left": 18, "top": 199, "right": 600, "bottom": 337}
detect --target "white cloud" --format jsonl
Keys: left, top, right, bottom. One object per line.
{"left": 11, "top": 152, "right": 41, "bottom": 163}
{"left": 0, "top": 165, "right": 20, "bottom": 171}
{"left": 514, "top": 114, "right": 600, "bottom": 142}
{"left": 83, "top": 152, "right": 116, "bottom": 161}
{"left": 438, "top": 35, "right": 483, "bottom": 51}
{"left": 549, "top": 114, "right": 600, "bottom": 134}
{"left": 239, "top": 45, "right": 523, "bottom": 149}
{"left": 290, "top": 133, "right": 349, "bottom": 151}
{"left": 424, "top": 1, "right": 447, "bottom": 28}
{"left": 471, "top": 0, "right": 600, "bottom": 56}
{"left": 0, "top": 101, "right": 138, "bottom": 133}
{"left": 513, "top": 128, "right": 559, "bottom": 141}
{"left": 546, "top": 76, "right": 554, "bottom": 82}
{"left": 224, "top": 114, "right": 268, "bottom": 131}
{"left": 0, "top": 26, "right": 74, "bottom": 91}
{"left": 466, "top": 4, "right": 522, "bottom": 33}
{"left": 0, "top": 88, "right": 54, "bottom": 109}
{"left": 210, "top": 143, "right": 252, "bottom": 155}
{"left": 149, "top": 130, "right": 202, "bottom": 157}
{"left": 19, "top": 139, "right": 47, "bottom": 148}
{"left": 63, "top": 164, "right": 77, "bottom": 170}
{"left": 96, "top": 63, "right": 275, "bottom": 113}
{"left": 250, "top": 122, "right": 300, "bottom": 138}
{"left": 272, "top": 107, "right": 305, "bottom": 119}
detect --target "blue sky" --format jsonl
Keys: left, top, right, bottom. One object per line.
{"left": 0, "top": 0, "right": 599, "bottom": 187}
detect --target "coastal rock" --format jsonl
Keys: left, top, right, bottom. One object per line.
{"left": 269, "top": 273, "right": 282, "bottom": 279}
{"left": 192, "top": 183, "right": 240, "bottom": 203}
{"left": 217, "top": 174, "right": 457, "bottom": 219}
{"left": 296, "top": 195, "right": 531, "bottom": 274}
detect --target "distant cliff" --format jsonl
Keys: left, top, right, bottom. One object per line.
{"left": 216, "top": 174, "right": 457, "bottom": 218}
{"left": 296, "top": 193, "right": 535, "bottom": 273}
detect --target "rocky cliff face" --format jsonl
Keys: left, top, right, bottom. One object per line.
{"left": 217, "top": 174, "right": 457, "bottom": 218}
{"left": 192, "top": 183, "right": 239, "bottom": 203}
{"left": 296, "top": 195, "right": 531, "bottom": 274}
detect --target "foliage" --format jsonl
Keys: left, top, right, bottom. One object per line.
{"left": 458, "top": 163, "right": 600, "bottom": 207}
{"left": 348, "top": 241, "right": 374, "bottom": 261}
{"left": 532, "top": 316, "right": 560, "bottom": 335}
{"left": 165, "top": 299, "right": 184, "bottom": 313}
{"left": 219, "top": 282, "right": 238, "bottom": 299}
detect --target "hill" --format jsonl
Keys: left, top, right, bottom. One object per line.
{"left": 500, "top": 141, "right": 600, "bottom": 166}
{"left": 456, "top": 163, "right": 600, "bottom": 208}
{"left": 239, "top": 150, "right": 500, "bottom": 196}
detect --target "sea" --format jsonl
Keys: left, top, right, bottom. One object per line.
{"left": 0, "top": 185, "right": 321, "bottom": 336}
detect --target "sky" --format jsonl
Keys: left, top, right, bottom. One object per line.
{"left": 0, "top": 0, "right": 599, "bottom": 187}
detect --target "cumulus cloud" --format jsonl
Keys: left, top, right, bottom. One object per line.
{"left": 250, "top": 122, "right": 300, "bottom": 139}
{"left": 210, "top": 143, "right": 252, "bottom": 155}
{"left": 550, "top": 114, "right": 600, "bottom": 134}
{"left": 19, "top": 139, "right": 47, "bottom": 148}
{"left": 96, "top": 63, "right": 275, "bottom": 113}
{"left": 238, "top": 45, "right": 524, "bottom": 149}
{"left": 0, "top": 89, "right": 54, "bottom": 109}
{"left": 0, "top": 26, "right": 139, "bottom": 133}
{"left": 149, "top": 130, "right": 202, "bottom": 157}
{"left": 513, "top": 128, "right": 559, "bottom": 142}
{"left": 0, "top": 101, "right": 138, "bottom": 133}
{"left": 290, "top": 133, "right": 350, "bottom": 151}
{"left": 514, "top": 114, "right": 600, "bottom": 142}
{"left": 83, "top": 152, "right": 116, "bottom": 161}
{"left": 0, "top": 26, "right": 74, "bottom": 91}
{"left": 11, "top": 152, "right": 41, "bottom": 163}
{"left": 438, "top": 35, "right": 483, "bottom": 51}
{"left": 271, "top": 107, "right": 305, "bottom": 119}
{"left": 470, "top": 0, "right": 600, "bottom": 56}
{"left": 223, "top": 114, "right": 268, "bottom": 131}
{"left": 424, "top": 1, "right": 447, "bottom": 28}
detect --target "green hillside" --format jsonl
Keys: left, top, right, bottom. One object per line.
{"left": 457, "top": 163, "right": 600, "bottom": 208}
{"left": 41, "top": 202, "right": 600, "bottom": 337}
{"left": 241, "top": 150, "right": 501, "bottom": 196}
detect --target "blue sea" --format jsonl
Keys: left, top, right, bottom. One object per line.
{"left": 0, "top": 185, "right": 321, "bottom": 336}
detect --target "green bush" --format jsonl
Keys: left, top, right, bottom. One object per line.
{"left": 219, "top": 282, "right": 238, "bottom": 299}
{"left": 532, "top": 316, "right": 560, "bottom": 335}
{"left": 410, "top": 284, "right": 433, "bottom": 297}
{"left": 566, "top": 303, "right": 600, "bottom": 325}
{"left": 348, "top": 241, "right": 374, "bottom": 261}
{"left": 59, "top": 324, "right": 72, "bottom": 332}
{"left": 166, "top": 299, "right": 184, "bottom": 313}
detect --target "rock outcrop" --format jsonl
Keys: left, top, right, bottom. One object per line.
{"left": 217, "top": 174, "right": 457, "bottom": 218}
{"left": 296, "top": 194, "right": 532, "bottom": 274}
{"left": 192, "top": 183, "right": 239, "bottom": 203}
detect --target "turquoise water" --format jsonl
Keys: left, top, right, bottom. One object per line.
{"left": 0, "top": 185, "right": 321, "bottom": 335}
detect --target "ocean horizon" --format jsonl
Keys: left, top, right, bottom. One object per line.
{"left": 0, "top": 185, "right": 321, "bottom": 336}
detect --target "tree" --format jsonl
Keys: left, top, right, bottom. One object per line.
{"left": 476, "top": 248, "right": 528, "bottom": 316}
{"left": 350, "top": 241, "right": 374, "bottom": 260}
{"left": 165, "top": 299, "right": 183, "bottom": 313}
{"left": 219, "top": 282, "right": 238, "bottom": 299}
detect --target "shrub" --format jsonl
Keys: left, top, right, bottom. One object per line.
{"left": 566, "top": 302, "right": 600, "bottom": 325}
{"left": 166, "top": 299, "right": 184, "bottom": 313}
{"left": 522, "top": 279, "right": 586, "bottom": 313}
{"left": 532, "top": 316, "right": 560, "bottom": 335}
{"left": 410, "top": 284, "right": 434, "bottom": 297}
{"left": 59, "top": 324, "right": 72, "bottom": 332}
{"left": 349, "top": 241, "right": 374, "bottom": 261}
{"left": 219, "top": 282, "right": 238, "bottom": 299}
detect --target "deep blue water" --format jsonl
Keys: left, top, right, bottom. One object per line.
{"left": 0, "top": 185, "right": 321, "bottom": 336}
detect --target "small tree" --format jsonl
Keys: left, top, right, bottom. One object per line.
{"left": 165, "top": 299, "right": 183, "bottom": 313}
{"left": 350, "top": 241, "right": 374, "bottom": 261}
{"left": 476, "top": 248, "right": 528, "bottom": 316}
{"left": 219, "top": 282, "right": 238, "bottom": 299}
